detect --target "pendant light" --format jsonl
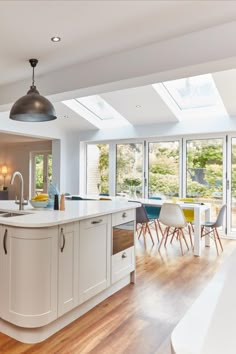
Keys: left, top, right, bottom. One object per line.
{"left": 10, "top": 59, "right": 57, "bottom": 122}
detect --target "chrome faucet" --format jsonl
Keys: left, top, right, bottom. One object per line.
{"left": 10, "top": 171, "right": 28, "bottom": 210}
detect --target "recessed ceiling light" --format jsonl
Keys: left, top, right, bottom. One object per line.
{"left": 51, "top": 36, "right": 61, "bottom": 43}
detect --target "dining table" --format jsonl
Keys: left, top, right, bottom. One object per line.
{"left": 131, "top": 198, "right": 211, "bottom": 256}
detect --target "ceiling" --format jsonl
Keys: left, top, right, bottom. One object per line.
{"left": 1, "top": 0, "right": 236, "bottom": 141}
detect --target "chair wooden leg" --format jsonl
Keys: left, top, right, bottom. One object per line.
{"left": 146, "top": 223, "right": 154, "bottom": 245}
{"left": 154, "top": 220, "right": 160, "bottom": 242}
{"left": 164, "top": 227, "right": 170, "bottom": 247}
{"left": 181, "top": 228, "right": 189, "bottom": 250}
{"left": 201, "top": 226, "right": 205, "bottom": 237}
{"left": 138, "top": 227, "right": 141, "bottom": 238}
{"left": 157, "top": 219, "right": 163, "bottom": 237}
{"left": 213, "top": 229, "right": 219, "bottom": 255}
{"left": 158, "top": 228, "right": 168, "bottom": 252}
{"left": 178, "top": 229, "right": 184, "bottom": 256}
{"left": 170, "top": 227, "right": 177, "bottom": 243}
{"left": 215, "top": 227, "right": 223, "bottom": 251}
{"left": 138, "top": 224, "right": 143, "bottom": 239}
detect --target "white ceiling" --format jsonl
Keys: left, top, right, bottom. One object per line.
{"left": 1, "top": 0, "right": 236, "bottom": 141}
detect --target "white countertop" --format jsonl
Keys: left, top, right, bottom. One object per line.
{"left": 171, "top": 248, "right": 236, "bottom": 354}
{"left": 0, "top": 200, "right": 138, "bottom": 228}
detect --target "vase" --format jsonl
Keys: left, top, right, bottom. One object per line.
{"left": 129, "top": 186, "right": 137, "bottom": 199}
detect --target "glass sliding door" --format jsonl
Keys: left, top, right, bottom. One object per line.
{"left": 148, "top": 141, "right": 180, "bottom": 199}
{"left": 86, "top": 144, "right": 109, "bottom": 195}
{"left": 186, "top": 138, "right": 224, "bottom": 219}
{"left": 116, "top": 143, "right": 143, "bottom": 197}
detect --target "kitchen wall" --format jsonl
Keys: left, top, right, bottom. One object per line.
{"left": 0, "top": 140, "right": 52, "bottom": 200}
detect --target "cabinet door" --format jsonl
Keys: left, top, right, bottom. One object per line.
{"left": 0, "top": 226, "right": 58, "bottom": 328}
{"left": 79, "top": 215, "right": 111, "bottom": 303}
{"left": 112, "top": 246, "right": 135, "bottom": 284}
{"left": 58, "top": 222, "right": 79, "bottom": 317}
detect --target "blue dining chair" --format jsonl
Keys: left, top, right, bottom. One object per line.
{"left": 144, "top": 197, "right": 162, "bottom": 242}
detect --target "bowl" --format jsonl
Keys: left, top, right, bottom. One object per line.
{"left": 29, "top": 200, "right": 48, "bottom": 208}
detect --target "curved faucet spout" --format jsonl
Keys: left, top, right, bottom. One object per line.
{"left": 10, "top": 171, "right": 27, "bottom": 210}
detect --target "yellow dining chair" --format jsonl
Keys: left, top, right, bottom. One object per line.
{"left": 179, "top": 198, "right": 194, "bottom": 247}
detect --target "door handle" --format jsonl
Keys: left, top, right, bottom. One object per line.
{"left": 60, "top": 228, "right": 65, "bottom": 252}
{"left": 91, "top": 219, "right": 103, "bottom": 224}
{"left": 3, "top": 229, "right": 7, "bottom": 255}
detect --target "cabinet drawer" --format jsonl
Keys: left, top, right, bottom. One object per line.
{"left": 112, "top": 246, "right": 135, "bottom": 284}
{"left": 112, "top": 209, "right": 135, "bottom": 226}
{"left": 81, "top": 215, "right": 109, "bottom": 229}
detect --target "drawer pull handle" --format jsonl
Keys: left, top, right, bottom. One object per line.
{"left": 3, "top": 229, "right": 7, "bottom": 255}
{"left": 91, "top": 219, "right": 103, "bottom": 224}
{"left": 60, "top": 228, "right": 65, "bottom": 252}
{"left": 122, "top": 212, "right": 127, "bottom": 218}
{"left": 122, "top": 252, "right": 127, "bottom": 259}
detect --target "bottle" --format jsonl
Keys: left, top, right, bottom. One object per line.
{"left": 54, "top": 194, "right": 59, "bottom": 210}
{"left": 60, "top": 194, "right": 65, "bottom": 211}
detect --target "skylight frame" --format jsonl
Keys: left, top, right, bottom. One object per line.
{"left": 62, "top": 95, "right": 131, "bottom": 129}
{"left": 152, "top": 74, "right": 228, "bottom": 121}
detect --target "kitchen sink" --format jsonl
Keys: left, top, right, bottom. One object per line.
{"left": 0, "top": 212, "right": 30, "bottom": 217}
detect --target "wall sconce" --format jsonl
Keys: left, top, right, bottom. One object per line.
{"left": 1, "top": 165, "right": 8, "bottom": 190}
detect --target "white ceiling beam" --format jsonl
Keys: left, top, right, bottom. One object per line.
{"left": 0, "top": 21, "right": 236, "bottom": 107}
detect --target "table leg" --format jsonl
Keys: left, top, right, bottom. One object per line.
{"left": 194, "top": 206, "right": 201, "bottom": 256}
{"left": 193, "top": 207, "right": 201, "bottom": 256}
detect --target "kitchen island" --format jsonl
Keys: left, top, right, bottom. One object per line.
{"left": 0, "top": 200, "right": 138, "bottom": 343}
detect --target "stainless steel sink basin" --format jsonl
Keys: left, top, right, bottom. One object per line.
{"left": 0, "top": 212, "right": 30, "bottom": 217}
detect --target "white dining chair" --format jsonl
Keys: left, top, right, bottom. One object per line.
{"left": 201, "top": 204, "right": 226, "bottom": 254}
{"left": 158, "top": 203, "right": 190, "bottom": 255}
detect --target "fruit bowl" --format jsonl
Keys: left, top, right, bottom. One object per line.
{"left": 29, "top": 200, "right": 48, "bottom": 208}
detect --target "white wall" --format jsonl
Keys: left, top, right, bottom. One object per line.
{"left": 0, "top": 141, "right": 52, "bottom": 200}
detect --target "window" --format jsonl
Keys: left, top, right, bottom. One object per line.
{"left": 148, "top": 141, "right": 180, "bottom": 198}
{"left": 31, "top": 152, "right": 52, "bottom": 197}
{"left": 86, "top": 144, "right": 109, "bottom": 195}
{"left": 116, "top": 143, "right": 143, "bottom": 197}
{"left": 186, "top": 138, "right": 224, "bottom": 219}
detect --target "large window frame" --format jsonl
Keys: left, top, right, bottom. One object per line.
{"left": 83, "top": 133, "right": 236, "bottom": 238}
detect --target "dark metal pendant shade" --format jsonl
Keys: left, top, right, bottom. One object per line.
{"left": 9, "top": 59, "right": 57, "bottom": 122}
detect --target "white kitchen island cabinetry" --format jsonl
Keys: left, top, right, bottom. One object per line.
{"left": 79, "top": 215, "right": 111, "bottom": 303}
{"left": 58, "top": 222, "right": 79, "bottom": 317}
{"left": 0, "top": 200, "right": 138, "bottom": 344}
{"left": 0, "top": 226, "right": 58, "bottom": 328}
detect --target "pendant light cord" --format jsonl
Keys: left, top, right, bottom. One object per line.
{"left": 32, "top": 66, "right": 35, "bottom": 87}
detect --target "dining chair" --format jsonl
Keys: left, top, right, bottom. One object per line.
{"left": 158, "top": 203, "right": 190, "bottom": 255}
{"left": 201, "top": 204, "right": 226, "bottom": 254}
{"left": 136, "top": 204, "right": 155, "bottom": 245}
{"left": 144, "top": 197, "right": 162, "bottom": 242}
{"left": 179, "top": 197, "right": 194, "bottom": 245}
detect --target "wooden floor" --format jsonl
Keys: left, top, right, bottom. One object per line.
{"left": 1, "top": 233, "right": 236, "bottom": 354}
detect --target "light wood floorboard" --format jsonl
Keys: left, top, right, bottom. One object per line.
{"left": 0, "top": 233, "right": 235, "bottom": 354}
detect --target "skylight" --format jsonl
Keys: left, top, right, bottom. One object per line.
{"left": 152, "top": 74, "right": 228, "bottom": 120}
{"left": 63, "top": 95, "right": 130, "bottom": 129}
